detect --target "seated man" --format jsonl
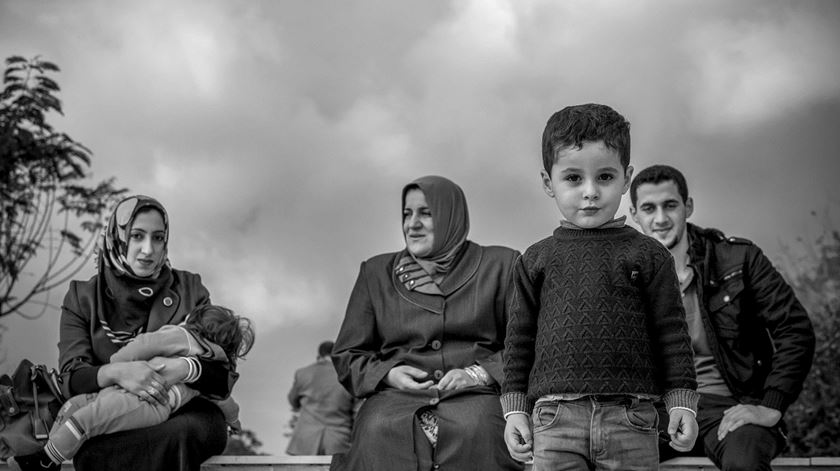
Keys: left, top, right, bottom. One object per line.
{"left": 629, "top": 164, "right": 816, "bottom": 471}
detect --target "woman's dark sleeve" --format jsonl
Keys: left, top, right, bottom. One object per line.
{"left": 190, "top": 359, "right": 236, "bottom": 399}
{"left": 58, "top": 281, "right": 104, "bottom": 397}
{"left": 332, "top": 261, "right": 399, "bottom": 398}
{"left": 476, "top": 248, "right": 520, "bottom": 384}
{"left": 180, "top": 274, "right": 235, "bottom": 399}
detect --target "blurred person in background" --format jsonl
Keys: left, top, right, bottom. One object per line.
{"left": 286, "top": 340, "right": 356, "bottom": 456}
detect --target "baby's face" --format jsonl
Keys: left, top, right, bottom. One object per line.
{"left": 540, "top": 140, "right": 632, "bottom": 229}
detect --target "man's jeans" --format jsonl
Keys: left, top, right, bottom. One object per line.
{"left": 532, "top": 395, "right": 659, "bottom": 471}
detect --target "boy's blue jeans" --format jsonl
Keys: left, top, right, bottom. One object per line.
{"left": 531, "top": 395, "right": 659, "bottom": 471}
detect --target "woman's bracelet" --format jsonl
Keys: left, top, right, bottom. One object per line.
{"left": 464, "top": 365, "right": 490, "bottom": 386}
{"left": 181, "top": 357, "right": 201, "bottom": 383}
{"left": 464, "top": 367, "right": 481, "bottom": 385}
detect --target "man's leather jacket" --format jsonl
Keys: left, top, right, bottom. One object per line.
{"left": 687, "top": 223, "right": 815, "bottom": 414}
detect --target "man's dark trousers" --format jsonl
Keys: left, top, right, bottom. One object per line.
{"left": 659, "top": 394, "right": 786, "bottom": 471}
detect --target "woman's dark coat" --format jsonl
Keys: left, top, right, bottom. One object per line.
{"left": 332, "top": 242, "right": 522, "bottom": 470}
{"left": 58, "top": 269, "right": 229, "bottom": 471}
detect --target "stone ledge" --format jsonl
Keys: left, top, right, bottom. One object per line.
{"left": 2, "top": 456, "right": 837, "bottom": 470}
{"left": 197, "top": 456, "right": 840, "bottom": 470}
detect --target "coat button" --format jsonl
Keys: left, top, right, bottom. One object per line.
{"left": 431, "top": 340, "right": 442, "bottom": 350}
{"left": 409, "top": 280, "right": 415, "bottom": 286}
{"left": 430, "top": 398, "right": 440, "bottom": 406}
{"left": 433, "top": 370, "right": 444, "bottom": 380}
{"left": 163, "top": 297, "right": 173, "bottom": 307}
{"left": 723, "top": 295, "right": 730, "bottom": 303}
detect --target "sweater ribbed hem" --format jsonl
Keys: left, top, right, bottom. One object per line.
{"left": 500, "top": 392, "right": 532, "bottom": 415}
{"left": 761, "top": 389, "right": 789, "bottom": 413}
{"left": 553, "top": 225, "right": 636, "bottom": 241}
{"left": 662, "top": 389, "right": 699, "bottom": 413}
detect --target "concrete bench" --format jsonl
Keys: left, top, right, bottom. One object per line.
{"left": 198, "top": 455, "right": 840, "bottom": 470}
{"left": 2, "top": 456, "right": 837, "bottom": 470}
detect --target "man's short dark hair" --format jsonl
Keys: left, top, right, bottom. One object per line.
{"left": 542, "top": 103, "right": 631, "bottom": 174}
{"left": 318, "top": 341, "right": 335, "bottom": 358}
{"left": 630, "top": 164, "right": 690, "bottom": 207}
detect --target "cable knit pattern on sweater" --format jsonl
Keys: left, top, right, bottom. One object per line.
{"left": 501, "top": 226, "right": 698, "bottom": 414}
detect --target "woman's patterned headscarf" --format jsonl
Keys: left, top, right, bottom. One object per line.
{"left": 95, "top": 195, "right": 172, "bottom": 345}
{"left": 98, "top": 195, "right": 170, "bottom": 278}
{"left": 395, "top": 176, "right": 470, "bottom": 294}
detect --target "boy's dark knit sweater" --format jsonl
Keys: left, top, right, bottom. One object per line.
{"left": 501, "top": 225, "right": 698, "bottom": 415}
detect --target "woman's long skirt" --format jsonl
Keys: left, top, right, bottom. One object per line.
{"left": 331, "top": 385, "right": 522, "bottom": 471}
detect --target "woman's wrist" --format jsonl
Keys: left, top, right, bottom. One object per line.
{"left": 96, "top": 362, "right": 120, "bottom": 388}
{"left": 181, "top": 357, "right": 201, "bottom": 383}
{"left": 148, "top": 356, "right": 191, "bottom": 385}
{"left": 464, "top": 365, "right": 490, "bottom": 386}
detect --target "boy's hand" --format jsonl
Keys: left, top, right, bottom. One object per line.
{"left": 718, "top": 404, "right": 781, "bottom": 441}
{"left": 668, "top": 408, "right": 698, "bottom": 452}
{"left": 504, "top": 413, "right": 533, "bottom": 462}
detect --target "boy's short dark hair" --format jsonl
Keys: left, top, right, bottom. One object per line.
{"left": 630, "top": 164, "right": 690, "bottom": 207}
{"left": 185, "top": 304, "right": 255, "bottom": 363}
{"left": 542, "top": 103, "right": 631, "bottom": 173}
{"left": 318, "top": 341, "right": 334, "bottom": 358}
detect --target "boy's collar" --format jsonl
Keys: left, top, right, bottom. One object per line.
{"left": 559, "top": 216, "right": 627, "bottom": 230}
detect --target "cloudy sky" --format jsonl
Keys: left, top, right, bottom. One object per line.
{"left": 2, "top": 0, "right": 838, "bottom": 454}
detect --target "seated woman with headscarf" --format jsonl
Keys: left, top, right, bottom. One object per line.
{"left": 40, "top": 196, "right": 233, "bottom": 471}
{"left": 331, "top": 176, "right": 522, "bottom": 471}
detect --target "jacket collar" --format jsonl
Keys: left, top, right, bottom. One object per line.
{"left": 392, "top": 241, "right": 482, "bottom": 314}
{"left": 687, "top": 223, "right": 726, "bottom": 288}
{"left": 145, "top": 276, "right": 182, "bottom": 332}
{"left": 687, "top": 223, "right": 705, "bottom": 263}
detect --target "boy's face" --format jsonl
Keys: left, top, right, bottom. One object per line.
{"left": 541, "top": 141, "right": 633, "bottom": 229}
{"left": 630, "top": 180, "right": 693, "bottom": 250}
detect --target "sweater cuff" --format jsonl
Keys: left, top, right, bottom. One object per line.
{"left": 68, "top": 365, "right": 102, "bottom": 395}
{"left": 663, "top": 388, "right": 699, "bottom": 414}
{"left": 760, "top": 389, "right": 788, "bottom": 414}
{"left": 500, "top": 392, "right": 532, "bottom": 416}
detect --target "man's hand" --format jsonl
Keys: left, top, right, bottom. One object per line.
{"left": 384, "top": 365, "right": 434, "bottom": 390}
{"left": 668, "top": 408, "right": 699, "bottom": 452}
{"left": 718, "top": 404, "right": 781, "bottom": 441}
{"left": 504, "top": 413, "right": 533, "bottom": 462}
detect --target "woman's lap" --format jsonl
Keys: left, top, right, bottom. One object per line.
{"left": 338, "top": 388, "right": 522, "bottom": 470}
{"left": 74, "top": 397, "right": 227, "bottom": 471}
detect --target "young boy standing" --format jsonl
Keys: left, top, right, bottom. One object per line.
{"left": 501, "top": 104, "right": 699, "bottom": 470}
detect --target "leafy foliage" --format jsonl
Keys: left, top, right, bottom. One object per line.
{"left": 0, "top": 55, "right": 125, "bottom": 318}
{"left": 777, "top": 215, "right": 840, "bottom": 456}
